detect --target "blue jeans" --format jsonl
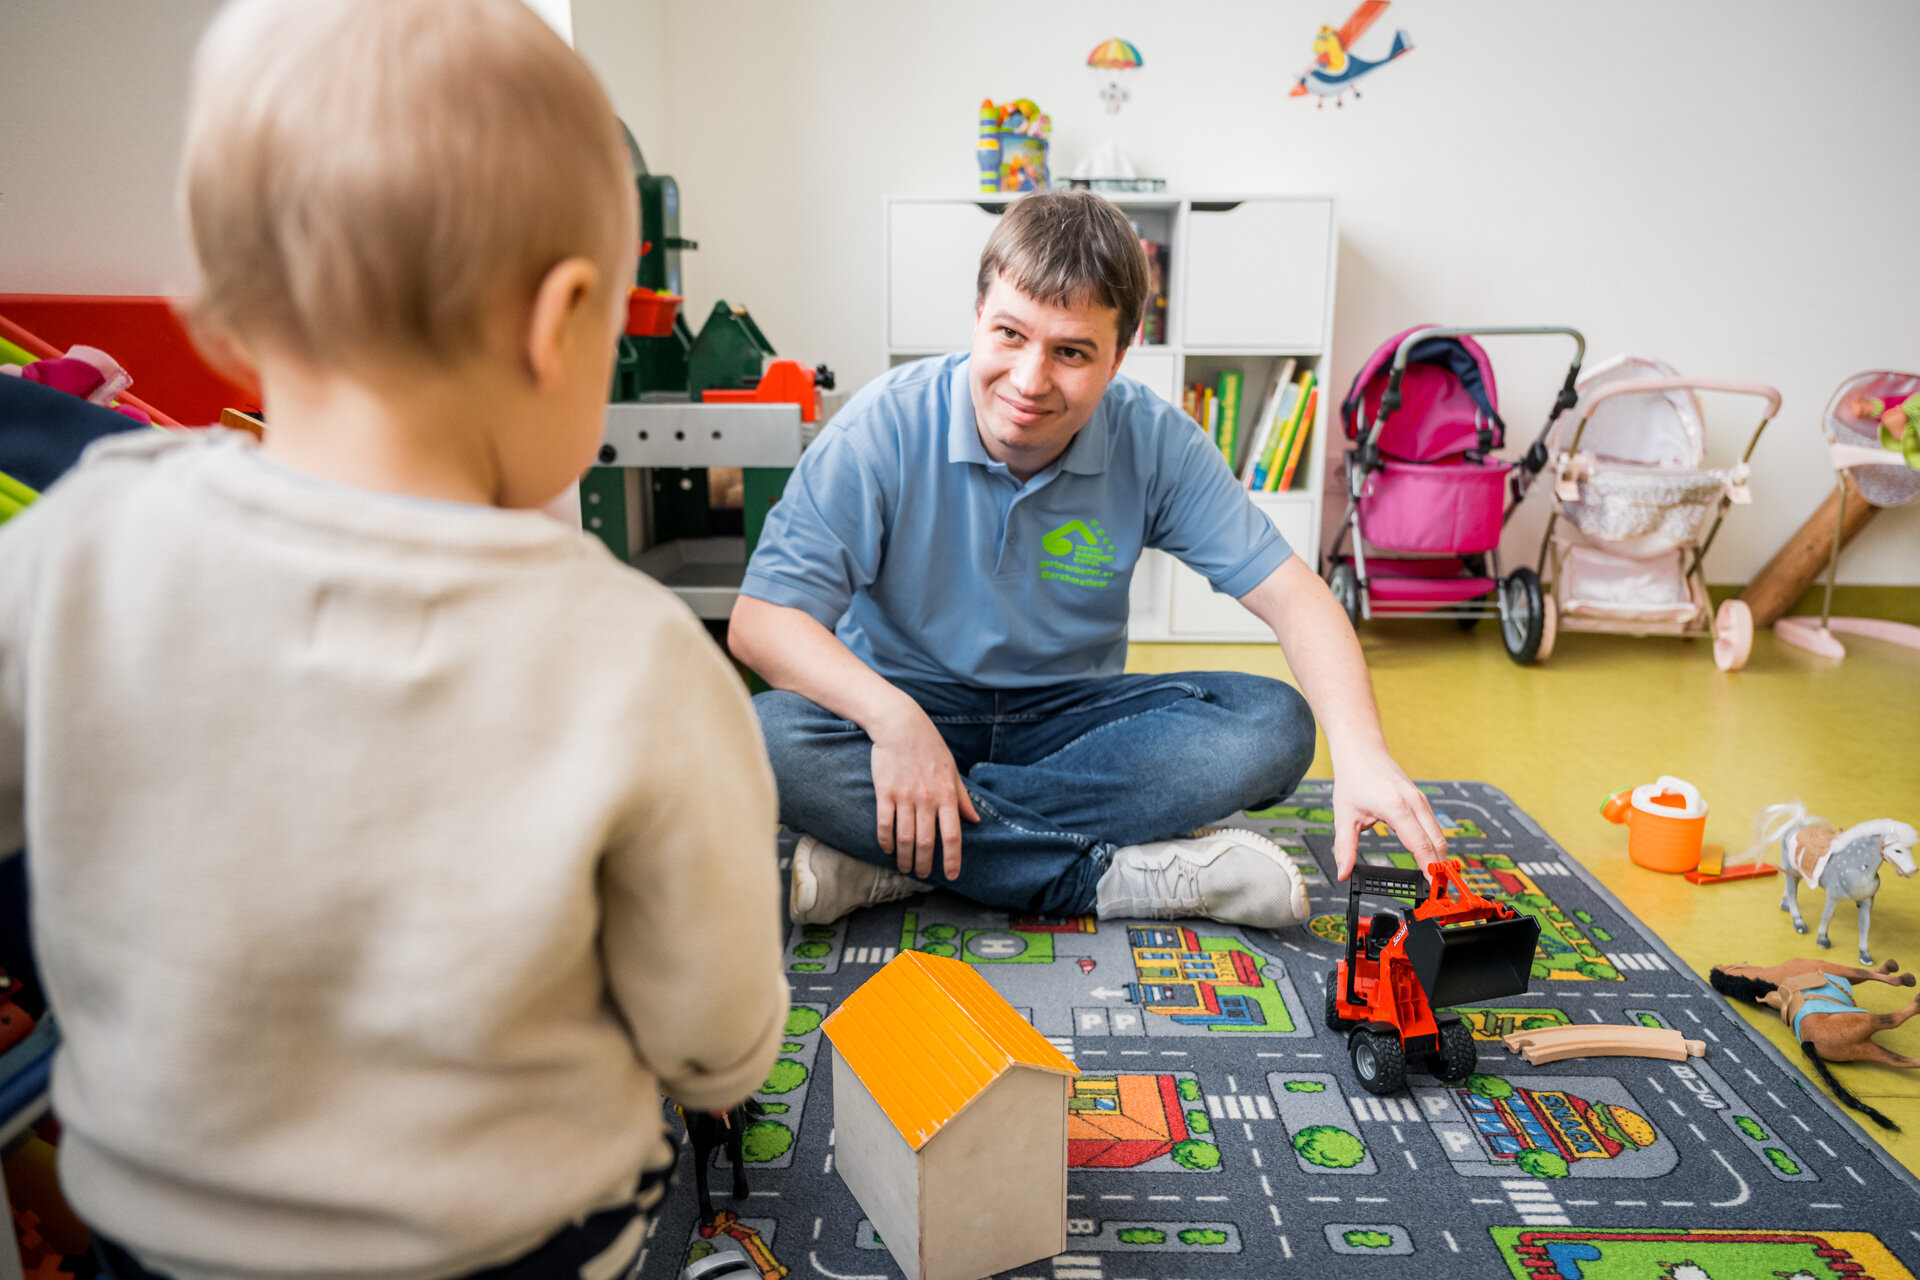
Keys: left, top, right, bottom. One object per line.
{"left": 754, "top": 671, "right": 1316, "bottom": 917}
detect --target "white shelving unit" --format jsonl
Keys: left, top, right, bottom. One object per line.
{"left": 883, "top": 193, "right": 1338, "bottom": 642}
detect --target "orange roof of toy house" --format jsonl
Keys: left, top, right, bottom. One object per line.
{"left": 823, "top": 950, "right": 1079, "bottom": 1151}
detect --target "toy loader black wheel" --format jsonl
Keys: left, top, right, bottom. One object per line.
{"left": 1350, "top": 1027, "right": 1406, "bottom": 1095}
{"left": 1324, "top": 971, "right": 1354, "bottom": 1032}
{"left": 1500, "top": 568, "right": 1546, "bottom": 666}
{"left": 1425, "top": 1018, "right": 1477, "bottom": 1083}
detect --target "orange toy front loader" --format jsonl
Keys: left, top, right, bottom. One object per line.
{"left": 1325, "top": 862, "right": 1540, "bottom": 1095}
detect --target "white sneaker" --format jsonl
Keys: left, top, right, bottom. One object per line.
{"left": 789, "top": 835, "right": 927, "bottom": 925}
{"left": 1095, "top": 827, "right": 1310, "bottom": 929}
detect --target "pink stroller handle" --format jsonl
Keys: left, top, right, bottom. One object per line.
{"left": 1389, "top": 325, "right": 1586, "bottom": 375}
{"left": 1566, "top": 376, "right": 1782, "bottom": 466}
{"left": 1383, "top": 326, "right": 1585, "bottom": 419}
{"left": 1375, "top": 327, "right": 1588, "bottom": 478}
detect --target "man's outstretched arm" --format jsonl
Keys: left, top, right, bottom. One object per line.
{"left": 728, "top": 595, "right": 977, "bottom": 881}
{"left": 1237, "top": 555, "right": 1446, "bottom": 881}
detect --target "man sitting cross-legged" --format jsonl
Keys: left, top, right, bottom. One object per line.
{"left": 729, "top": 190, "right": 1443, "bottom": 929}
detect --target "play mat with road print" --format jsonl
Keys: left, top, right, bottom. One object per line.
{"left": 634, "top": 781, "right": 1920, "bottom": 1280}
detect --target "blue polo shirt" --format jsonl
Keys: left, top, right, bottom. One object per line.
{"left": 740, "top": 353, "right": 1291, "bottom": 688}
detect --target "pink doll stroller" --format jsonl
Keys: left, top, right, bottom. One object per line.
{"left": 1533, "top": 355, "right": 1780, "bottom": 670}
{"left": 1326, "top": 325, "right": 1586, "bottom": 665}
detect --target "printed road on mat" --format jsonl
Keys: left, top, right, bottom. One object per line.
{"left": 635, "top": 781, "right": 1920, "bottom": 1280}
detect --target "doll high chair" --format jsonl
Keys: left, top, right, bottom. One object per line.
{"left": 1773, "top": 371, "right": 1920, "bottom": 659}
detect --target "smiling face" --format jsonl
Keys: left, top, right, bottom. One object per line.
{"left": 968, "top": 274, "right": 1127, "bottom": 479}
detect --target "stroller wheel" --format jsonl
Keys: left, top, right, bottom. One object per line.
{"left": 1713, "top": 599, "right": 1753, "bottom": 672}
{"left": 1330, "top": 561, "right": 1362, "bottom": 630}
{"left": 1499, "top": 568, "right": 1546, "bottom": 666}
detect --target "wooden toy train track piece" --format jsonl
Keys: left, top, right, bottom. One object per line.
{"left": 1500, "top": 1024, "right": 1706, "bottom": 1065}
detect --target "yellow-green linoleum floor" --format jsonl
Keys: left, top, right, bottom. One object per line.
{"left": 1128, "top": 620, "right": 1920, "bottom": 1174}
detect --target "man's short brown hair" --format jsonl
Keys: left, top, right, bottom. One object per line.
{"left": 975, "top": 191, "right": 1149, "bottom": 351}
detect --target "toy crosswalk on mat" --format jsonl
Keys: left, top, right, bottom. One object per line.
{"left": 640, "top": 782, "right": 1920, "bottom": 1280}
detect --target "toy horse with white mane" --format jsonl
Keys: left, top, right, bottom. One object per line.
{"left": 1748, "top": 802, "right": 1917, "bottom": 965}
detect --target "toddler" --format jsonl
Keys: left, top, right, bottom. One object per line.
{"left": 0, "top": 0, "right": 790, "bottom": 1275}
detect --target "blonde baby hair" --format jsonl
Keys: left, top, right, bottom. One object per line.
{"left": 179, "top": 0, "right": 634, "bottom": 369}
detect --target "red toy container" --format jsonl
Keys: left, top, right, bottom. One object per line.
{"left": 624, "top": 290, "right": 682, "bottom": 337}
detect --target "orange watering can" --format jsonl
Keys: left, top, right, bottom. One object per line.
{"left": 1602, "top": 776, "right": 1707, "bottom": 873}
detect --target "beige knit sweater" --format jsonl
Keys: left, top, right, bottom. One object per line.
{"left": 0, "top": 432, "right": 790, "bottom": 1278}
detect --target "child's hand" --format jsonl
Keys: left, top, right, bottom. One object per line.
{"left": 1330, "top": 750, "right": 1446, "bottom": 881}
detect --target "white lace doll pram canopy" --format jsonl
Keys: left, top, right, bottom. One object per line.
{"left": 1550, "top": 355, "right": 1737, "bottom": 560}
{"left": 1550, "top": 354, "right": 1704, "bottom": 467}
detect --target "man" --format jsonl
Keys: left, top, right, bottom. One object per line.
{"left": 730, "top": 190, "right": 1442, "bottom": 929}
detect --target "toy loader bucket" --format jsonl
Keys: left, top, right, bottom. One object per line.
{"left": 1406, "top": 914, "right": 1541, "bottom": 1009}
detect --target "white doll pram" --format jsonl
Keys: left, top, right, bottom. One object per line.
{"left": 1534, "top": 355, "right": 1780, "bottom": 670}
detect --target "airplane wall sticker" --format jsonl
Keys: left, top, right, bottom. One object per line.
{"left": 1291, "top": 0, "right": 1413, "bottom": 107}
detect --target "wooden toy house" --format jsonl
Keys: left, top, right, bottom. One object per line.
{"left": 822, "top": 950, "right": 1080, "bottom": 1280}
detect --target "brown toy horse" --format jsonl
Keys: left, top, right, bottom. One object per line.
{"left": 1711, "top": 957, "right": 1920, "bottom": 1130}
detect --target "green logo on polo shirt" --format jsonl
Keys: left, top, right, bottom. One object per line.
{"left": 1040, "top": 519, "right": 1117, "bottom": 590}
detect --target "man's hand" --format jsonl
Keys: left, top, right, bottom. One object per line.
{"left": 869, "top": 702, "right": 979, "bottom": 882}
{"left": 1331, "top": 747, "right": 1447, "bottom": 882}
{"left": 1237, "top": 561, "right": 1446, "bottom": 883}
{"left": 729, "top": 598, "right": 982, "bottom": 881}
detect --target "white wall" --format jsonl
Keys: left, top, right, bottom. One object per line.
{"left": 0, "top": 0, "right": 223, "bottom": 299}
{"left": 572, "top": 0, "right": 667, "bottom": 153}
{"left": 521, "top": 0, "right": 572, "bottom": 44}
{"left": 4, "top": 1, "right": 1915, "bottom": 581}
{"left": 0, "top": 0, "right": 574, "bottom": 293}
{"left": 578, "top": 0, "right": 1920, "bottom": 585}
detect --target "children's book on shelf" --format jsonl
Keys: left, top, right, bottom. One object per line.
{"left": 1238, "top": 361, "right": 1291, "bottom": 486}
{"left": 1184, "top": 365, "right": 1304, "bottom": 479}
{"left": 1267, "top": 374, "right": 1315, "bottom": 491}
{"left": 1250, "top": 386, "right": 1296, "bottom": 490}
{"left": 1215, "top": 368, "right": 1243, "bottom": 466}
{"left": 1182, "top": 381, "right": 1228, "bottom": 451}
{"left": 1243, "top": 359, "right": 1298, "bottom": 488}
{"left": 1277, "top": 386, "right": 1318, "bottom": 491}
{"left": 1256, "top": 366, "right": 1315, "bottom": 491}
{"left": 1182, "top": 384, "right": 1213, "bottom": 436}
{"left": 1136, "top": 239, "right": 1168, "bottom": 346}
